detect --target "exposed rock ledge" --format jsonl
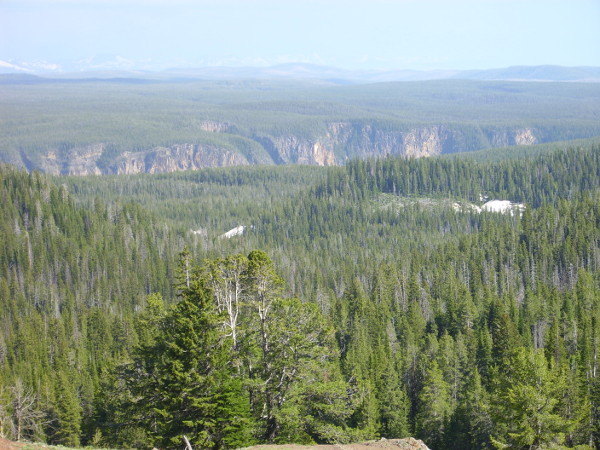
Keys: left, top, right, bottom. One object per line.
{"left": 112, "top": 144, "right": 250, "bottom": 175}
{"left": 245, "top": 437, "right": 430, "bottom": 450}
{"left": 0, "top": 436, "right": 430, "bottom": 449}
{"left": 15, "top": 124, "right": 540, "bottom": 176}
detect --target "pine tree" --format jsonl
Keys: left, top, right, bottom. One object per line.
{"left": 491, "top": 347, "right": 572, "bottom": 449}
{"left": 50, "top": 373, "right": 82, "bottom": 447}
{"left": 415, "top": 360, "right": 451, "bottom": 448}
{"left": 114, "top": 266, "right": 255, "bottom": 449}
{"left": 379, "top": 362, "right": 411, "bottom": 439}
{"left": 447, "top": 368, "right": 492, "bottom": 449}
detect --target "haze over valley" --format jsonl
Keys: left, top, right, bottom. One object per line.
{"left": 2, "top": 70, "right": 600, "bottom": 175}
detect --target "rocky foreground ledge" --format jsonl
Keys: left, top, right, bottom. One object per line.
{"left": 245, "top": 437, "right": 430, "bottom": 450}
{"left": 0, "top": 436, "right": 430, "bottom": 449}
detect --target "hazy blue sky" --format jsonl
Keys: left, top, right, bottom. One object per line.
{"left": 1, "top": 0, "right": 599, "bottom": 71}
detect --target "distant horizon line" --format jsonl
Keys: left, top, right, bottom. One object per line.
{"left": 2, "top": 58, "right": 600, "bottom": 75}
{"left": 2, "top": 61, "right": 600, "bottom": 85}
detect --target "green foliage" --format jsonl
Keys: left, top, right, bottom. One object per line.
{"left": 448, "top": 368, "right": 493, "bottom": 449}
{"left": 415, "top": 360, "right": 451, "bottom": 448}
{"left": 335, "top": 145, "right": 600, "bottom": 207}
{"left": 110, "top": 264, "right": 255, "bottom": 449}
{"left": 2, "top": 79, "right": 600, "bottom": 172}
{"left": 3, "top": 141, "right": 600, "bottom": 448}
{"left": 0, "top": 164, "right": 179, "bottom": 445}
{"left": 491, "top": 348, "right": 573, "bottom": 449}
{"left": 49, "top": 373, "right": 82, "bottom": 447}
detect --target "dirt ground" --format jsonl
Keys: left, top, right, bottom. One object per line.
{"left": 245, "top": 438, "right": 430, "bottom": 450}
{"left": 0, "top": 438, "right": 24, "bottom": 449}
{"left": 0, "top": 438, "right": 56, "bottom": 449}
{"left": 0, "top": 436, "right": 430, "bottom": 450}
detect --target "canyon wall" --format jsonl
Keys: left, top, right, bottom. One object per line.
{"left": 13, "top": 123, "right": 540, "bottom": 175}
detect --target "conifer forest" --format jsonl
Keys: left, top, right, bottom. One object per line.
{"left": 2, "top": 78, "right": 600, "bottom": 449}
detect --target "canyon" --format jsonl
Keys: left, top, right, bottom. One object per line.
{"left": 19, "top": 122, "right": 539, "bottom": 176}
{"left": 3, "top": 75, "right": 598, "bottom": 176}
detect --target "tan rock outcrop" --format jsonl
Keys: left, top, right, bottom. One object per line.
{"left": 403, "top": 127, "right": 443, "bottom": 158}
{"left": 65, "top": 144, "right": 104, "bottom": 176}
{"left": 269, "top": 135, "right": 337, "bottom": 166}
{"left": 16, "top": 123, "right": 540, "bottom": 176}
{"left": 112, "top": 144, "right": 250, "bottom": 174}
{"left": 515, "top": 128, "right": 537, "bottom": 145}
{"left": 39, "top": 144, "right": 104, "bottom": 175}
{"left": 199, "top": 120, "right": 232, "bottom": 133}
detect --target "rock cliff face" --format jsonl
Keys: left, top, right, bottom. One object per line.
{"left": 199, "top": 120, "right": 233, "bottom": 133}
{"left": 39, "top": 144, "right": 104, "bottom": 176}
{"left": 515, "top": 128, "right": 538, "bottom": 145}
{"left": 29, "top": 142, "right": 251, "bottom": 176}
{"left": 322, "top": 122, "right": 447, "bottom": 160}
{"left": 488, "top": 127, "right": 538, "bottom": 147}
{"left": 261, "top": 123, "right": 448, "bottom": 167}
{"left": 112, "top": 144, "right": 250, "bottom": 175}
{"left": 324, "top": 122, "right": 405, "bottom": 159}
{"left": 262, "top": 135, "right": 337, "bottom": 166}
{"left": 13, "top": 123, "right": 540, "bottom": 176}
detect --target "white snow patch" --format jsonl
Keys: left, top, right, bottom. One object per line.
{"left": 0, "top": 60, "right": 30, "bottom": 72}
{"left": 482, "top": 200, "right": 525, "bottom": 215}
{"left": 220, "top": 225, "right": 245, "bottom": 239}
{"left": 0, "top": 59, "right": 62, "bottom": 73}
{"left": 23, "top": 61, "right": 61, "bottom": 71}
{"left": 451, "top": 199, "right": 524, "bottom": 215}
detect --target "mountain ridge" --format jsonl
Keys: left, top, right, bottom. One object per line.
{"left": 1, "top": 62, "right": 599, "bottom": 83}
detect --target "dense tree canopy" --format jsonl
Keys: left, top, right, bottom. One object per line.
{"left": 1, "top": 144, "right": 600, "bottom": 448}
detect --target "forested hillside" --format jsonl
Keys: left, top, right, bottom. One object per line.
{"left": 2, "top": 145, "right": 600, "bottom": 448}
{"left": 2, "top": 78, "right": 600, "bottom": 174}
{"left": 0, "top": 165, "right": 180, "bottom": 445}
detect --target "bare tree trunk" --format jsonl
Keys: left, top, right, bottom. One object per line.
{"left": 10, "top": 379, "right": 42, "bottom": 442}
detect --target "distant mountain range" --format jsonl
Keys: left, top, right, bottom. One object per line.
{"left": 1, "top": 58, "right": 599, "bottom": 83}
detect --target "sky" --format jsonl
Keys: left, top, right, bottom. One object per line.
{"left": 1, "top": 0, "right": 599, "bottom": 72}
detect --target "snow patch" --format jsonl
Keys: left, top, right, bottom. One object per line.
{"left": 220, "top": 225, "right": 245, "bottom": 239}
{"left": 482, "top": 200, "right": 525, "bottom": 215}
{"left": 452, "top": 199, "right": 525, "bottom": 215}
{"left": 0, "top": 60, "right": 30, "bottom": 72}
{"left": 23, "top": 61, "right": 61, "bottom": 71}
{"left": 0, "top": 59, "right": 61, "bottom": 73}
{"left": 375, "top": 193, "right": 524, "bottom": 216}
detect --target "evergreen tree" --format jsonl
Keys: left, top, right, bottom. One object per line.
{"left": 447, "top": 368, "right": 492, "bottom": 449}
{"left": 379, "top": 363, "right": 411, "bottom": 439}
{"left": 113, "top": 263, "right": 255, "bottom": 449}
{"left": 415, "top": 360, "right": 451, "bottom": 448}
{"left": 491, "top": 347, "right": 573, "bottom": 449}
{"left": 50, "top": 373, "right": 81, "bottom": 447}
